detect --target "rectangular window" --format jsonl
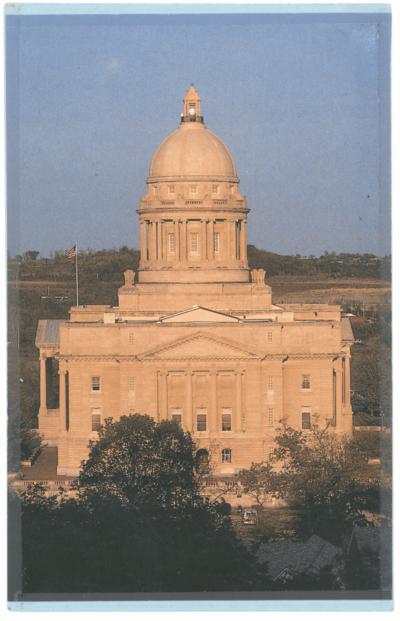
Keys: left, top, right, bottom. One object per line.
{"left": 172, "top": 414, "right": 182, "bottom": 426}
{"left": 302, "top": 411, "right": 311, "bottom": 430}
{"left": 128, "top": 377, "right": 135, "bottom": 407}
{"left": 267, "top": 331, "right": 273, "bottom": 343}
{"left": 171, "top": 408, "right": 182, "bottom": 427}
{"left": 128, "top": 332, "right": 135, "bottom": 344}
{"left": 168, "top": 232, "right": 176, "bottom": 254}
{"left": 190, "top": 232, "right": 199, "bottom": 254}
{"left": 267, "top": 407, "right": 274, "bottom": 426}
{"left": 221, "top": 448, "right": 232, "bottom": 463}
{"left": 301, "top": 374, "right": 311, "bottom": 390}
{"left": 267, "top": 376, "right": 273, "bottom": 390}
{"left": 221, "top": 410, "right": 232, "bottom": 431}
{"left": 168, "top": 184, "right": 175, "bottom": 194}
{"left": 91, "top": 409, "right": 101, "bottom": 432}
{"left": 197, "top": 412, "right": 207, "bottom": 432}
{"left": 91, "top": 376, "right": 100, "bottom": 392}
{"left": 268, "top": 448, "right": 275, "bottom": 460}
{"left": 213, "top": 232, "right": 220, "bottom": 254}
{"left": 212, "top": 184, "right": 219, "bottom": 194}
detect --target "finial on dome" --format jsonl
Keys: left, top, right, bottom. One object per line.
{"left": 181, "top": 84, "right": 203, "bottom": 124}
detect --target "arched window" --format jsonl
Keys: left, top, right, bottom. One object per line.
{"left": 195, "top": 448, "right": 209, "bottom": 474}
{"left": 221, "top": 448, "right": 232, "bottom": 463}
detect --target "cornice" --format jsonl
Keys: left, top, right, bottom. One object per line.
{"left": 59, "top": 352, "right": 345, "bottom": 363}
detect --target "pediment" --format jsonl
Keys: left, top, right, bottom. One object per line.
{"left": 139, "top": 332, "right": 259, "bottom": 361}
{"left": 159, "top": 306, "right": 240, "bottom": 324}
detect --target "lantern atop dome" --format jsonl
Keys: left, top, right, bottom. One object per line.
{"left": 181, "top": 84, "right": 203, "bottom": 123}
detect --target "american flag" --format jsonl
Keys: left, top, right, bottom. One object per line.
{"left": 65, "top": 245, "right": 77, "bottom": 259}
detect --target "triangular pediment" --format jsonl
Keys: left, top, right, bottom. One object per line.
{"left": 159, "top": 306, "right": 240, "bottom": 324}
{"left": 139, "top": 331, "right": 259, "bottom": 361}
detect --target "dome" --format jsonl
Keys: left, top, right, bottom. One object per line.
{"left": 148, "top": 124, "right": 237, "bottom": 182}
{"left": 147, "top": 86, "right": 238, "bottom": 182}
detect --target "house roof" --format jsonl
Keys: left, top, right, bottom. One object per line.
{"left": 256, "top": 534, "right": 342, "bottom": 580}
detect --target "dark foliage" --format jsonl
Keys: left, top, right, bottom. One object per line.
{"left": 19, "top": 415, "right": 264, "bottom": 593}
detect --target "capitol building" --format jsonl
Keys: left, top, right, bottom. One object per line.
{"left": 36, "top": 86, "right": 354, "bottom": 476}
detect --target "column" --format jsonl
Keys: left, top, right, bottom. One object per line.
{"left": 150, "top": 221, "right": 157, "bottom": 261}
{"left": 156, "top": 371, "right": 162, "bottom": 421}
{"left": 201, "top": 220, "right": 207, "bottom": 260}
{"left": 235, "top": 369, "right": 242, "bottom": 432}
{"left": 210, "top": 368, "right": 218, "bottom": 432}
{"left": 39, "top": 354, "right": 47, "bottom": 413}
{"left": 59, "top": 364, "right": 66, "bottom": 430}
{"left": 186, "top": 370, "right": 193, "bottom": 431}
{"left": 175, "top": 220, "right": 180, "bottom": 261}
{"left": 345, "top": 355, "right": 351, "bottom": 410}
{"left": 240, "top": 371, "right": 246, "bottom": 431}
{"left": 140, "top": 221, "right": 147, "bottom": 262}
{"left": 207, "top": 220, "right": 214, "bottom": 261}
{"left": 157, "top": 221, "right": 163, "bottom": 261}
{"left": 229, "top": 220, "right": 235, "bottom": 261}
{"left": 182, "top": 220, "right": 188, "bottom": 262}
{"left": 163, "top": 371, "right": 168, "bottom": 420}
{"left": 239, "top": 220, "right": 247, "bottom": 261}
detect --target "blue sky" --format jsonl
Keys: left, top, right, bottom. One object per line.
{"left": 6, "top": 11, "right": 390, "bottom": 257}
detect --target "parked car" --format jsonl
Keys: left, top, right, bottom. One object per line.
{"left": 242, "top": 509, "right": 258, "bottom": 525}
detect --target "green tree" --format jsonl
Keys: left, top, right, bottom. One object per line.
{"left": 235, "top": 461, "right": 278, "bottom": 508}
{"left": 238, "top": 422, "right": 376, "bottom": 543}
{"left": 19, "top": 414, "right": 262, "bottom": 593}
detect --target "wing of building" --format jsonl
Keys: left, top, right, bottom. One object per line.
{"left": 35, "top": 86, "right": 354, "bottom": 476}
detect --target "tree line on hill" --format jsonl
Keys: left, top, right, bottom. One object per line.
{"left": 9, "top": 245, "right": 391, "bottom": 282}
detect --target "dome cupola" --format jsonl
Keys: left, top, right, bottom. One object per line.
{"left": 137, "top": 87, "right": 249, "bottom": 285}
{"left": 148, "top": 85, "right": 238, "bottom": 183}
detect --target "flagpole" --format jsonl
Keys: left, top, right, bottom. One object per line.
{"left": 75, "top": 241, "right": 79, "bottom": 306}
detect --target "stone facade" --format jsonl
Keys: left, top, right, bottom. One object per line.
{"left": 36, "top": 86, "right": 354, "bottom": 476}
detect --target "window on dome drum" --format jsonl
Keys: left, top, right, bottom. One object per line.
{"left": 212, "top": 184, "right": 219, "bottom": 194}
{"left": 168, "top": 233, "right": 176, "bottom": 254}
{"left": 302, "top": 411, "right": 311, "bottom": 430}
{"left": 190, "top": 233, "right": 199, "bottom": 254}
{"left": 267, "top": 376, "right": 273, "bottom": 390}
{"left": 196, "top": 411, "right": 207, "bottom": 432}
{"left": 91, "top": 376, "right": 100, "bottom": 392}
{"left": 267, "top": 331, "right": 273, "bottom": 343}
{"left": 301, "top": 374, "right": 311, "bottom": 390}
{"left": 91, "top": 409, "right": 101, "bottom": 432}
{"left": 213, "top": 232, "right": 220, "bottom": 254}
{"left": 221, "top": 410, "right": 232, "bottom": 431}
{"left": 168, "top": 184, "right": 175, "bottom": 194}
{"left": 190, "top": 185, "right": 197, "bottom": 194}
{"left": 221, "top": 448, "right": 232, "bottom": 463}
{"left": 267, "top": 407, "right": 274, "bottom": 427}
{"left": 128, "top": 332, "right": 135, "bottom": 344}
